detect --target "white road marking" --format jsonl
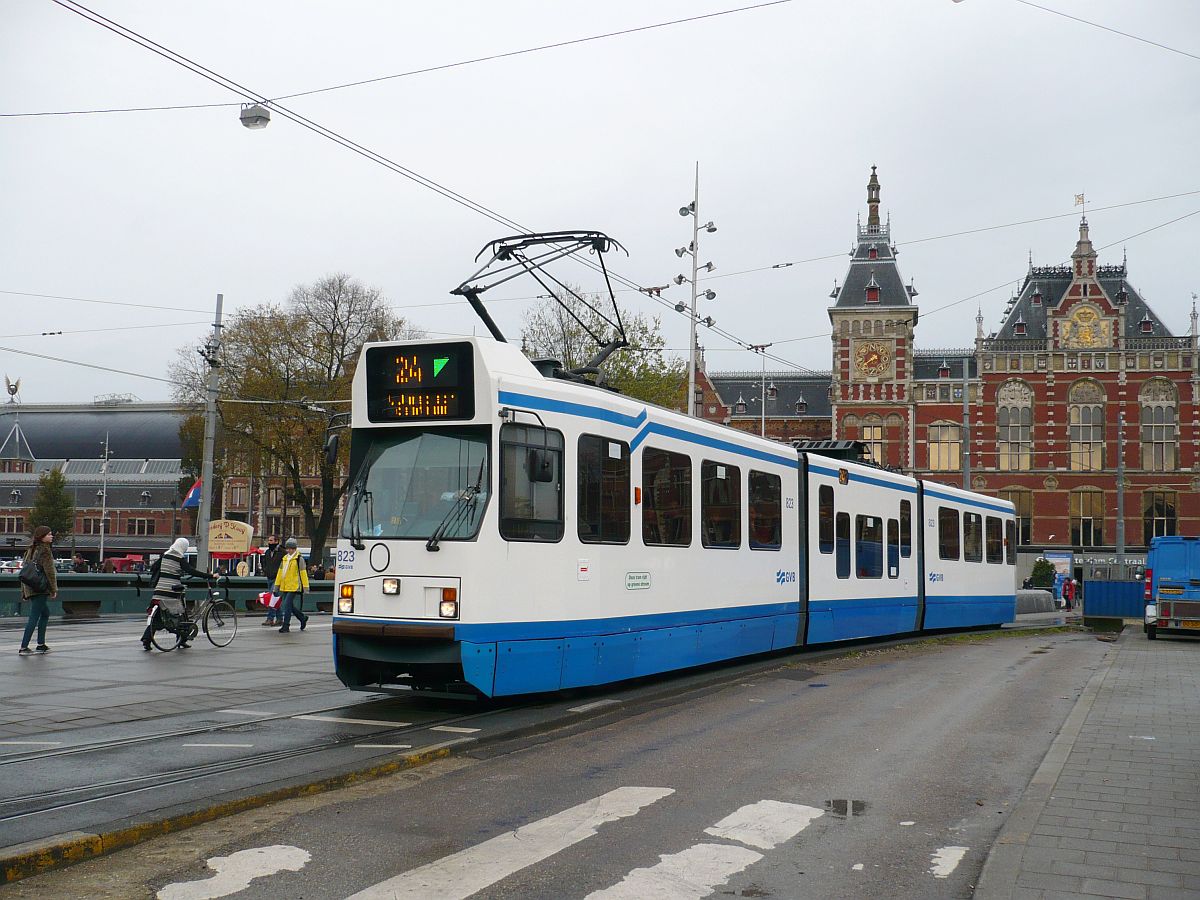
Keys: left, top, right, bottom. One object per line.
{"left": 294, "top": 715, "right": 410, "bottom": 727}
{"left": 703, "top": 800, "right": 824, "bottom": 850}
{"left": 899, "top": 821, "right": 915, "bottom": 826}
{"left": 585, "top": 843, "right": 762, "bottom": 900}
{"left": 181, "top": 743, "right": 254, "bottom": 748}
{"left": 157, "top": 845, "right": 310, "bottom": 900}
{"left": 218, "top": 709, "right": 264, "bottom": 716}
{"left": 1129, "top": 735, "right": 1156, "bottom": 740}
{"left": 568, "top": 699, "right": 621, "bottom": 713}
{"left": 355, "top": 744, "right": 413, "bottom": 750}
{"left": 852, "top": 863, "right": 864, "bottom": 871}
{"left": 0, "top": 740, "right": 62, "bottom": 746}
{"left": 429, "top": 725, "right": 480, "bottom": 734}
{"left": 929, "top": 846, "right": 968, "bottom": 879}
{"left": 346, "top": 786, "right": 674, "bottom": 900}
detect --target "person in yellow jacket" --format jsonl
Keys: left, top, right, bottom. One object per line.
{"left": 273, "top": 538, "right": 310, "bottom": 633}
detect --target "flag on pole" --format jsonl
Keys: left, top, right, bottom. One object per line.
{"left": 181, "top": 478, "right": 202, "bottom": 508}
{"left": 1074, "top": 193, "right": 1085, "bottom": 206}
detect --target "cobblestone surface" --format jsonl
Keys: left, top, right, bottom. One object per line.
{"left": 975, "top": 631, "right": 1200, "bottom": 899}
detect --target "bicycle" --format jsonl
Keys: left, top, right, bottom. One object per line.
{"left": 136, "top": 575, "right": 238, "bottom": 651}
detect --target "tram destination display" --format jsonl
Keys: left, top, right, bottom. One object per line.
{"left": 365, "top": 343, "right": 475, "bottom": 422}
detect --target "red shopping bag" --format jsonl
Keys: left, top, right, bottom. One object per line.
{"left": 258, "top": 591, "right": 281, "bottom": 609}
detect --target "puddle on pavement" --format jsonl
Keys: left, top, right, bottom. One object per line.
{"left": 825, "top": 799, "right": 868, "bottom": 818}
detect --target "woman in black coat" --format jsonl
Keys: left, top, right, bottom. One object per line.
{"left": 19, "top": 525, "right": 58, "bottom": 654}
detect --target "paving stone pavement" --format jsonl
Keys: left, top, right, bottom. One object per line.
{"left": 1, "top": 614, "right": 342, "bottom": 739}
{"left": 975, "top": 630, "right": 1200, "bottom": 899}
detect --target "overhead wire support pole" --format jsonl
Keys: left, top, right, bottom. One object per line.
{"left": 750, "top": 344, "right": 773, "bottom": 437}
{"left": 196, "top": 293, "right": 223, "bottom": 572}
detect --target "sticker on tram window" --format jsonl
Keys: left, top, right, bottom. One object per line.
{"left": 364, "top": 343, "right": 476, "bottom": 422}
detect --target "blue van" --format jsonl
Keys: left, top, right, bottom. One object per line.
{"left": 1143, "top": 536, "right": 1200, "bottom": 640}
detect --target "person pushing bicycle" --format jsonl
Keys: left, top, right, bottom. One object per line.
{"left": 141, "top": 537, "right": 213, "bottom": 650}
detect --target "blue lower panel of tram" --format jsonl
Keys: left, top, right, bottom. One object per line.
{"left": 805, "top": 596, "right": 920, "bottom": 644}
{"left": 458, "top": 603, "right": 802, "bottom": 697}
{"left": 922, "top": 594, "right": 1015, "bottom": 629}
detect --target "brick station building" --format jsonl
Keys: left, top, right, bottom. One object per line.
{"left": 703, "top": 168, "right": 1198, "bottom": 577}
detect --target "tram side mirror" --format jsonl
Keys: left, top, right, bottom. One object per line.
{"left": 323, "top": 432, "right": 339, "bottom": 468}
{"left": 527, "top": 448, "right": 554, "bottom": 483}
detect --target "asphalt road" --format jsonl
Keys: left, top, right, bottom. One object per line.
{"left": 6, "top": 627, "right": 1107, "bottom": 900}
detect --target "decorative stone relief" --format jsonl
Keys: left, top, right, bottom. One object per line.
{"left": 972, "top": 475, "right": 987, "bottom": 490}
{"left": 1043, "top": 475, "right": 1059, "bottom": 491}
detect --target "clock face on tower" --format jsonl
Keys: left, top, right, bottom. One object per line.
{"left": 854, "top": 340, "right": 890, "bottom": 377}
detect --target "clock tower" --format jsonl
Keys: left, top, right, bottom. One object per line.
{"left": 828, "top": 166, "right": 920, "bottom": 468}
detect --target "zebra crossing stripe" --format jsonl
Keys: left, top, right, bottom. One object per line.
{"left": 587, "top": 799, "right": 825, "bottom": 898}
{"left": 345, "top": 787, "right": 674, "bottom": 900}
{"left": 585, "top": 843, "right": 762, "bottom": 900}
{"left": 703, "top": 800, "right": 824, "bottom": 849}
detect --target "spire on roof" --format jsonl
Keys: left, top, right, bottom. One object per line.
{"left": 866, "top": 165, "right": 881, "bottom": 232}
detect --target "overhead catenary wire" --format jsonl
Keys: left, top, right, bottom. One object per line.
{"left": 7, "top": 184, "right": 1200, "bottom": 340}
{"left": 45, "top": 0, "right": 813, "bottom": 375}
{"left": 29, "top": 2, "right": 1200, "bottom": 380}
{"left": 1008, "top": 0, "right": 1200, "bottom": 64}
{"left": 6, "top": 1, "right": 797, "bottom": 118}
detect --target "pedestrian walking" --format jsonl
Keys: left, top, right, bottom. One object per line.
{"left": 1062, "top": 577, "right": 1075, "bottom": 611}
{"left": 18, "top": 526, "right": 58, "bottom": 655}
{"left": 273, "top": 538, "right": 309, "bottom": 633}
{"left": 141, "top": 537, "right": 210, "bottom": 650}
{"left": 260, "top": 535, "right": 284, "bottom": 626}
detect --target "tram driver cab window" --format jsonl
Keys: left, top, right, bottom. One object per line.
{"left": 499, "top": 424, "right": 564, "bottom": 542}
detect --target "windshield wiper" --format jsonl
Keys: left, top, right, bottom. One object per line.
{"left": 427, "top": 458, "right": 486, "bottom": 552}
{"left": 349, "top": 484, "right": 369, "bottom": 550}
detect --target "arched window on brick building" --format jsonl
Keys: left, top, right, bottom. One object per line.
{"left": 927, "top": 422, "right": 961, "bottom": 471}
{"left": 1139, "top": 379, "right": 1177, "bottom": 472}
{"left": 1143, "top": 490, "right": 1177, "bottom": 546}
{"left": 996, "top": 380, "right": 1032, "bottom": 471}
{"left": 1068, "top": 380, "right": 1105, "bottom": 472}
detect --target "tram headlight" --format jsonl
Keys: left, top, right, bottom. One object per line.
{"left": 382, "top": 578, "right": 400, "bottom": 595}
{"left": 338, "top": 583, "right": 354, "bottom": 614}
{"left": 439, "top": 587, "right": 458, "bottom": 619}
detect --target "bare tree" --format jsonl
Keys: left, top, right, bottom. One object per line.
{"left": 171, "top": 274, "right": 420, "bottom": 560}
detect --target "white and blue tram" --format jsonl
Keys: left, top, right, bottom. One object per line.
{"left": 331, "top": 337, "right": 1017, "bottom": 697}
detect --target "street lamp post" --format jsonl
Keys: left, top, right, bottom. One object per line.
{"left": 98, "top": 432, "right": 112, "bottom": 561}
{"left": 676, "top": 163, "right": 718, "bottom": 417}
{"left": 750, "top": 344, "right": 773, "bottom": 437}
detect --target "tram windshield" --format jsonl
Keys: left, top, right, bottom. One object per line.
{"left": 343, "top": 427, "right": 489, "bottom": 541}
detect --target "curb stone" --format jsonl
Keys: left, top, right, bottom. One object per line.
{"left": 972, "top": 633, "right": 1120, "bottom": 899}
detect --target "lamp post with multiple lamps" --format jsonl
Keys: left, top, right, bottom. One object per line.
{"left": 675, "top": 163, "right": 718, "bottom": 417}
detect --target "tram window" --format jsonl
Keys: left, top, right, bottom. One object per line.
{"left": 578, "top": 435, "right": 630, "bottom": 544}
{"left": 964, "top": 512, "right": 983, "bottom": 562}
{"left": 899, "top": 499, "right": 912, "bottom": 558}
{"left": 701, "top": 461, "right": 742, "bottom": 548}
{"left": 855, "top": 515, "right": 883, "bottom": 578}
{"left": 818, "top": 485, "right": 834, "bottom": 554}
{"left": 499, "top": 424, "right": 564, "bottom": 542}
{"left": 642, "top": 447, "right": 691, "bottom": 546}
{"left": 749, "top": 470, "right": 782, "bottom": 550}
{"left": 985, "top": 516, "right": 1004, "bottom": 564}
{"left": 1005, "top": 520, "right": 1017, "bottom": 565}
{"left": 938, "top": 507, "right": 960, "bottom": 560}
{"left": 835, "top": 512, "right": 851, "bottom": 578}
{"left": 887, "top": 518, "right": 899, "bottom": 578}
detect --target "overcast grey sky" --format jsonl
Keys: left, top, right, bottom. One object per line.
{"left": 3, "top": 0, "right": 1198, "bottom": 402}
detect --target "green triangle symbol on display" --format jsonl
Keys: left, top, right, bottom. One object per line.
{"left": 433, "top": 357, "right": 449, "bottom": 378}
